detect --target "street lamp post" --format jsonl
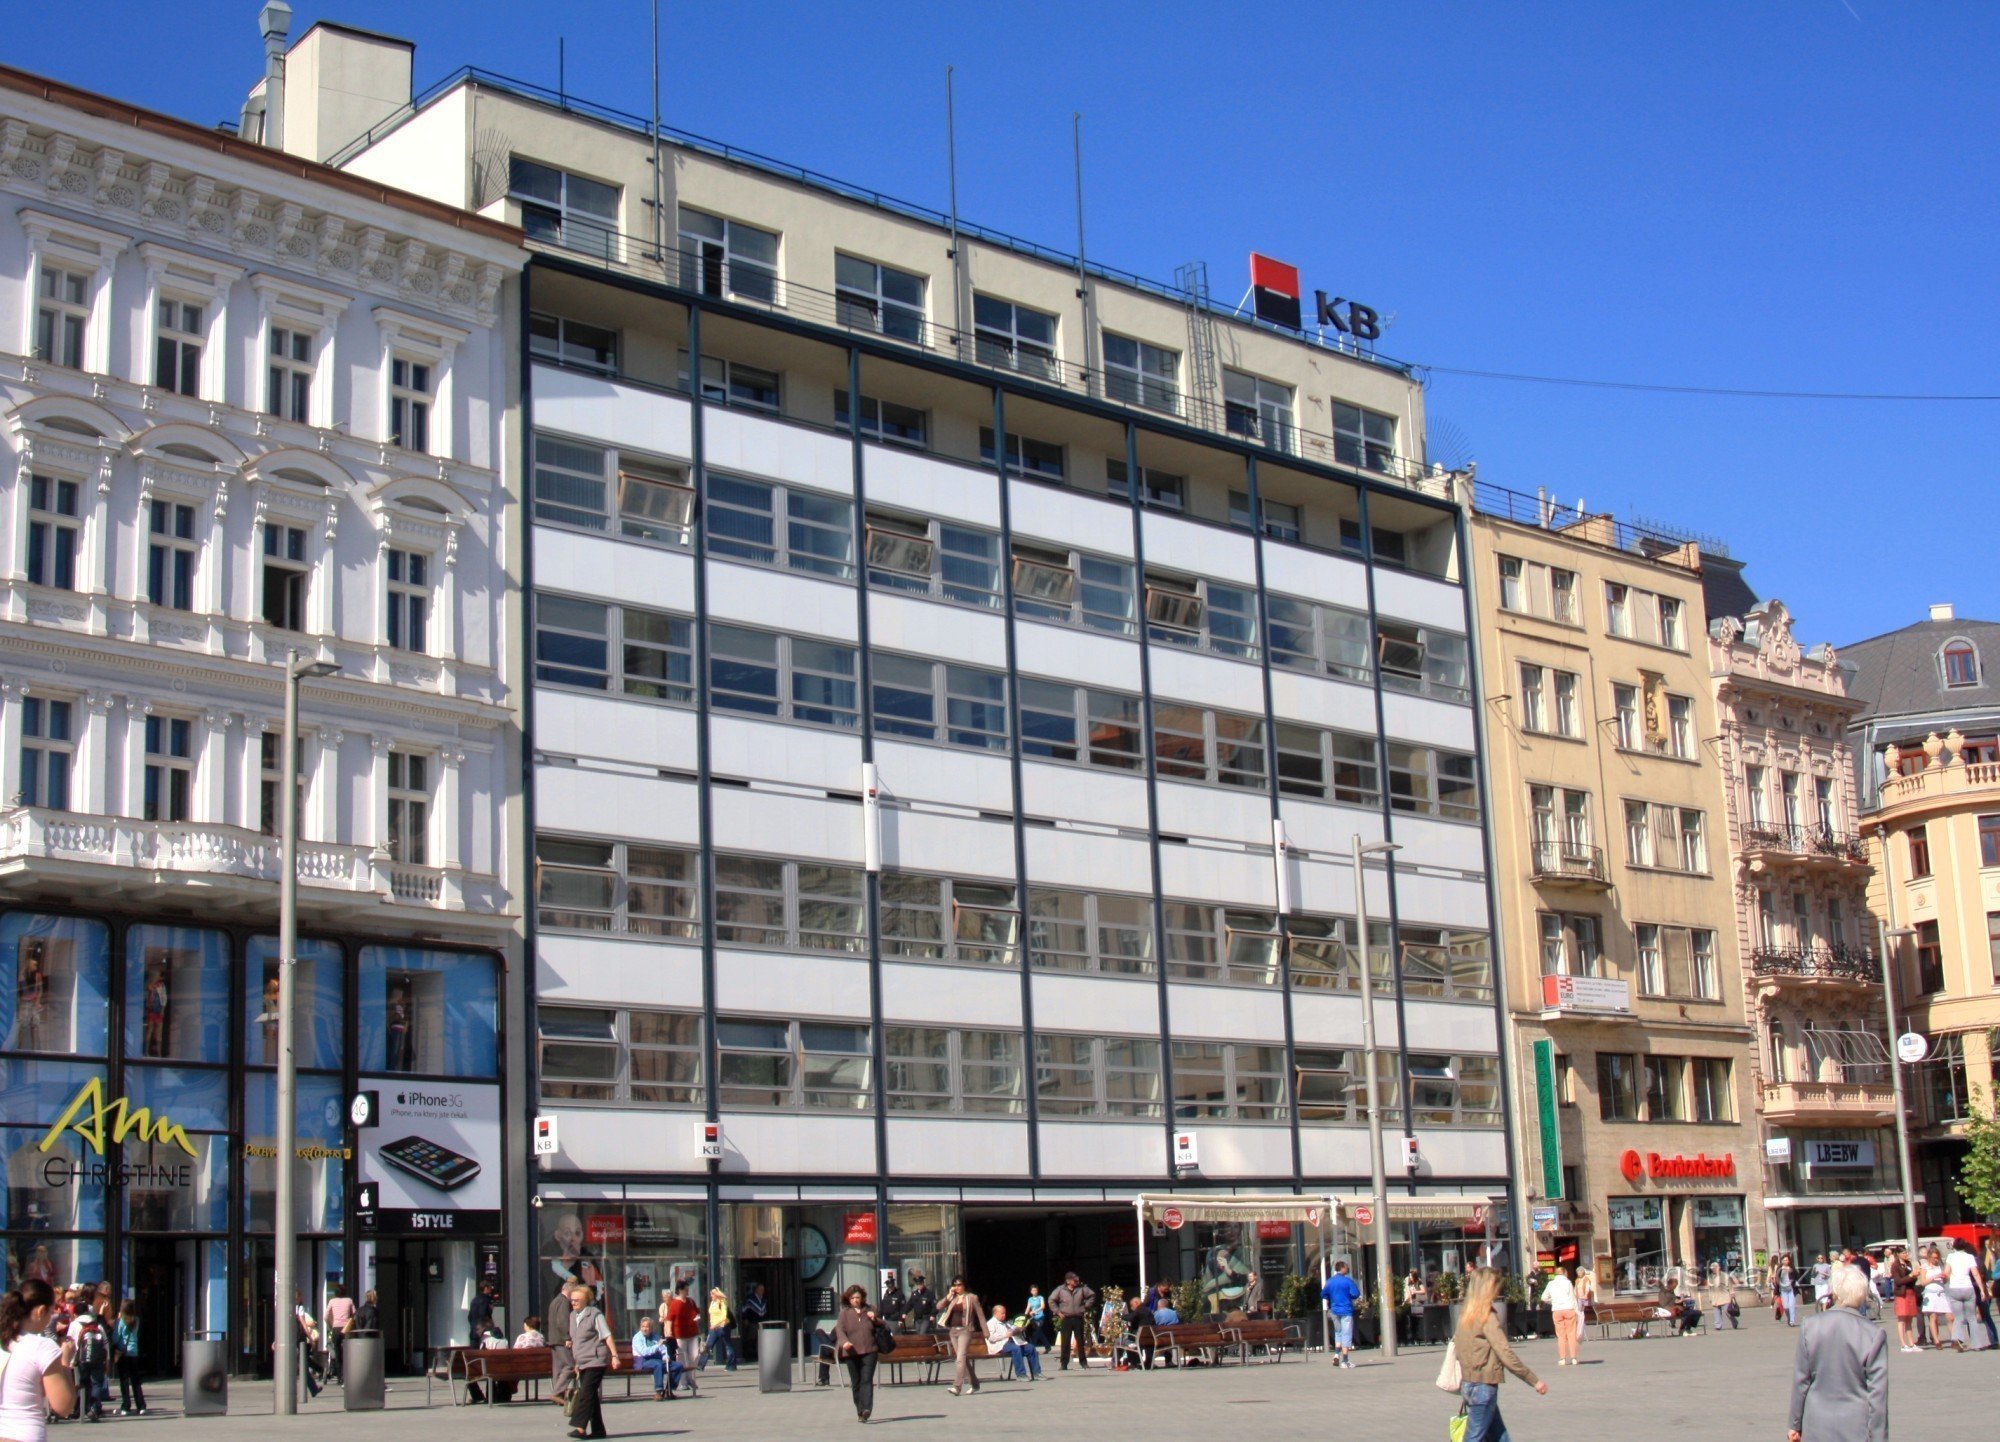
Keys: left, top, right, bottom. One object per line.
{"left": 1877, "top": 920, "right": 1920, "bottom": 1248}
{"left": 1351, "top": 835, "right": 1402, "bottom": 1359}
{"left": 276, "top": 652, "right": 336, "bottom": 1417}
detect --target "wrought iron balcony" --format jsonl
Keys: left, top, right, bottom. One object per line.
{"left": 1751, "top": 944, "right": 1882, "bottom": 988}
{"left": 1529, "top": 840, "right": 1611, "bottom": 889}
{"left": 1740, "top": 824, "right": 1869, "bottom": 868}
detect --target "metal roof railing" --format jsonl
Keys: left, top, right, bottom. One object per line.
{"left": 1467, "top": 479, "right": 1727, "bottom": 563}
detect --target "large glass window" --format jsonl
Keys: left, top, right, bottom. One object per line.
{"left": 538, "top": 1006, "right": 702, "bottom": 1107}
{"left": 243, "top": 1072, "right": 344, "bottom": 1234}
{"left": 0, "top": 914, "right": 108, "bottom": 1056}
{"left": 1033, "top": 1034, "right": 1162, "bottom": 1118}
{"left": 125, "top": 925, "right": 228, "bottom": 1063}
{"left": 717, "top": 1017, "right": 870, "bottom": 1110}
{"left": 834, "top": 255, "right": 925, "bottom": 342}
{"left": 973, "top": 295, "right": 1057, "bottom": 380}
{"left": 679, "top": 209, "right": 779, "bottom": 304}
{"left": 511, "top": 157, "right": 620, "bottom": 261}
{"left": 1102, "top": 334, "right": 1179, "bottom": 413}
{"left": 357, "top": 946, "right": 500, "bottom": 1078}
{"left": 244, "top": 936, "right": 344, "bottom": 1070}
{"left": 1026, "top": 887, "right": 1153, "bottom": 976}
{"left": 1171, "top": 1042, "right": 1285, "bottom": 1121}
{"left": 885, "top": 1027, "right": 1024, "bottom": 1115}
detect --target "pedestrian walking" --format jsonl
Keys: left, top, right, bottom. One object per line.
{"left": 1320, "top": 1261, "right": 1360, "bottom": 1370}
{"left": 904, "top": 1272, "right": 936, "bottom": 1334}
{"left": 1943, "top": 1239, "right": 1984, "bottom": 1351}
{"left": 662, "top": 1281, "right": 701, "bottom": 1394}
{"left": 1023, "top": 1284, "right": 1048, "bottom": 1350}
{"left": 548, "top": 1282, "right": 577, "bottom": 1405}
{"left": 1049, "top": 1272, "right": 1094, "bottom": 1370}
{"left": 68, "top": 1306, "right": 107, "bottom": 1421}
{"left": 566, "top": 1284, "right": 618, "bottom": 1440}
{"left": 1772, "top": 1253, "right": 1800, "bottom": 1327}
{"left": 1453, "top": 1267, "right": 1546, "bottom": 1442}
{"left": 937, "top": 1276, "right": 987, "bottom": 1396}
{"left": 1542, "top": 1264, "right": 1581, "bottom": 1367}
{"left": 1787, "top": 1263, "right": 1887, "bottom": 1442}
{"left": 1889, "top": 1246, "right": 1921, "bottom": 1352}
{"left": 703, "top": 1287, "right": 737, "bottom": 1370}
{"left": 832, "top": 1284, "right": 880, "bottom": 1422}
{"left": 0, "top": 1279, "right": 77, "bottom": 1442}
{"left": 110, "top": 1302, "right": 144, "bottom": 1416}
{"left": 322, "top": 1284, "right": 354, "bottom": 1383}
{"left": 1811, "top": 1254, "right": 1834, "bottom": 1313}
{"left": 1920, "top": 1247, "right": 1953, "bottom": 1349}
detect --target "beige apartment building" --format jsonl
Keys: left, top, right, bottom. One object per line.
{"left": 1471, "top": 489, "right": 1763, "bottom": 1291}
{"left": 1709, "top": 602, "right": 1893, "bottom": 1258}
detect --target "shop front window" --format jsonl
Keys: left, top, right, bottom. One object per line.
{"left": 538, "top": 1201, "right": 706, "bottom": 1323}
{"left": 0, "top": 913, "right": 110, "bottom": 1056}
{"left": 358, "top": 946, "right": 500, "bottom": 1078}
{"left": 245, "top": 937, "right": 345, "bottom": 1071}
{"left": 125, "top": 925, "right": 229, "bottom": 1063}
{"left": 1691, "top": 1197, "right": 1746, "bottom": 1280}
{"left": 1608, "top": 1197, "right": 1666, "bottom": 1293}
{"left": 0, "top": 1124, "right": 106, "bottom": 1233}
{"left": 243, "top": 1073, "right": 345, "bottom": 1235}
{"left": 122, "top": 1132, "right": 229, "bottom": 1234}
{"left": 0, "top": 1236, "right": 103, "bottom": 1292}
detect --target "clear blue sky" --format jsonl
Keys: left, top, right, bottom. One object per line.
{"left": 15, "top": 1, "right": 1997, "bottom": 647}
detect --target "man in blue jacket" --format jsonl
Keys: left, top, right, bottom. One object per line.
{"left": 1321, "top": 1261, "right": 1362, "bottom": 1370}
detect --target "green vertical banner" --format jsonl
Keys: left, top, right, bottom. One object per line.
{"left": 1533, "top": 1038, "right": 1564, "bottom": 1201}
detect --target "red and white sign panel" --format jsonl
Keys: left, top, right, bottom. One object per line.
{"left": 1163, "top": 1206, "right": 1185, "bottom": 1231}
{"left": 1249, "top": 252, "right": 1302, "bottom": 330}
{"left": 1353, "top": 1204, "right": 1374, "bottom": 1227}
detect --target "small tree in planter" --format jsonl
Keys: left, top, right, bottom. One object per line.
{"left": 1093, "top": 1284, "right": 1126, "bottom": 1354}
{"left": 1433, "top": 1269, "right": 1466, "bottom": 1338}
{"left": 1352, "top": 1289, "right": 1380, "bottom": 1349}
{"left": 1273, "top": 1274, "right": 1316, "bottom": 1319}
{"left": 1171, "top": 1277, "right": 1205, "bottom": 1323}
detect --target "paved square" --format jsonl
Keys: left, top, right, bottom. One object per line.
{"left": 145, "top": 1310, "right": 1978, "bottom": 1440}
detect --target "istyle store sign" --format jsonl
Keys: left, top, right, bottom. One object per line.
{"left": 356, "top": 1080, "right": 502, "bottom": 1234}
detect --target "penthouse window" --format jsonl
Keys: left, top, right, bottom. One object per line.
{"left": 1228, "top": 491, "right": 1302, "bottom": 542}
{"left": 1102, "top": 334, "right": 1179, "bottom": 413}
{"left": 886, "top": 1027, "right": 1025, "bottom": 1114}
{"left": 511, "top": 157, "right": 620, "bottom": 261}
{"left": 1222, "top": 370, "right": 1294, "bottom": 452}
{"left": 1034, "top": 1034, "right": 1162, "bottom": 1119}
{"left": 979, "top": 427, "right": 1065, "bottom": 481}
{"left": 680, "top": 208, "right": 779, "bottom": 304}
{"left": 529, "top": 313, "right": 618, "bottom": 375}
{"left": 878, "top": 874, "right": 1019, "bottom": 966}
{"left": 973, "top": 295, "right": 1057, "bottom": 380}
{"left": 835, "top": 255, "right": 926, "bottom": 342}
{"left": 1333, "top": 402, "right": 1397, "bottom": 473}
{"left": 835, "top": 391, "right": 927, "bottom": 449}
{"left": 677, "top": 351, "right": 780, "bottom": 414}
{"left": 863, "top": 510, "right": 1002, "bottom": 609}
{"left": 1106, "top": 459, "right": 1185, "bottom": 512}
{"left": 717, "top": 1017, "right": 870, "bottom": 1111}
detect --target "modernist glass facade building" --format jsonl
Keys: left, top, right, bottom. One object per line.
{"left": 320, "top": 40, "right": 1514, "bottom": 1327}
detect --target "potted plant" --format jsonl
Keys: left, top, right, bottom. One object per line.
{"left": 1352, "top": 1289, "right": 1380, "bottom": 1349}
{"left": 1434, "top": 1269, "right": 1466, "bottom": 1338}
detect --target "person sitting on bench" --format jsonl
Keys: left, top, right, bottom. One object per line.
{"left": 985, "top": 1305, "right": 1042, "bottom": 1380}
{"left": 1674, "top": 1289, "right": 1703, "bottom": 1336}
{"left": 1113, "top": 1297, "right": 1158, "bottom": 1370}
{"left": 631, "top": 1317, "right": 673, "bottom": 1399}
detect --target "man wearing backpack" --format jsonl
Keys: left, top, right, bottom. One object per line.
{"left": 71, "top": 1308, "right": 109, "bottom": 1421}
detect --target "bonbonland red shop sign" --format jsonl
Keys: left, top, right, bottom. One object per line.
{"left": 1619, "top": 1149, "right": 1735, "bottom": 1185}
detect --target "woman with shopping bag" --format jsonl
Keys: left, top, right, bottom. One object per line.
{"left": 1448, "top": 1267, "right": 1546, "bottom": 1442}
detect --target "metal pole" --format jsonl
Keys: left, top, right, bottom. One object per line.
{"left": 650, "top": 0, "right": 662, "bottom": 265}
{"left": 1877, "top": 915, "right": 1920, "bottom": 1247}
{"left": 275, "top": 656, "right": 301, "bottom": 1416}
{"left": 1352, "top": 836, "right": 1395, "bottom": 1359}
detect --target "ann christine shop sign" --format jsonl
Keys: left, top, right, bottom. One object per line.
{"left": 1619, "top": 1149, "right": 1735, "bottom": 1186}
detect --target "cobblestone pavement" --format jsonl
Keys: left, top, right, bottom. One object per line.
{"left": 123, "top": 1312, "right": 1983, "bottom": 1439}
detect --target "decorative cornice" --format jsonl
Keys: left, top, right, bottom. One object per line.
{"left": 2, "top": 120, "right": 517, "bottom": 327}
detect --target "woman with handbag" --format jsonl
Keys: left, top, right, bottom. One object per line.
{"left": 832, "top": 1285, "right": 883, "bottom": 1423}
{"left": 1452, "top": 1267, "right": 1546, "bottom": 1442}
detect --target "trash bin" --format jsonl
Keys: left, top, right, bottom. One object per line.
{"left": 342, "top": 1330, "right": 385, "bottom": 1411}
{"left": 182, "top": 1331, "right": 228, "bottom": 1416}
{"left": 757, "top": 1320, "right": 791, "bottom": 1393}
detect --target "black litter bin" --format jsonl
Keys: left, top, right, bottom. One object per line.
{"left": 757, "top": 1320, "right": 791, "bottom": 1392}
{"left": 181, "top": 1331, "right": 227, "bottom": 1416}
{"left": 342, "top": 1330, "right": 384, "bottom": 1410}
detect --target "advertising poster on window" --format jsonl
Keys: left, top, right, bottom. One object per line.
{"left": 357, "top": 1078, "right": 502, "bottom": 1233}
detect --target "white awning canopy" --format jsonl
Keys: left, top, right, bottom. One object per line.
{"left": 1132, "top": 1192, "right": 1337, "bottom": 1226}
{"left": 1332, "top": 1195, "right": 1504, "bottom": 1226}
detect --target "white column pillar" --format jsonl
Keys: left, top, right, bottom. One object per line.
{"left": 313, "top": 495, "right": 339, "bottom": 639}
{"left": 198, "top": 710, "right": 230, "bottom": 823}
{"left": 313, "top": 724, "right": 342, "bottom": 843}
{"left": 122, "top": 700, "right": 149, "bottom": 820}
{"left": 204, "top": 478, "right": 230, "bottom": 625}
{"left": 245, "top": 715, "right": 272, "bottom": 832}
{"left": 436, "top": 528, "right": 460, "bottom": 692}
{"left": 78, "top": 693, "right": 114, "bottom": 815}
{"left": 84, "top": 445, "right": 114, "bottom": 633}
{"left": 0, "top": 680, "right": 23, "bottom": 806}
{"left": 436, "top": 747, "right": 464, "bottom": 871}
{"left": 368, "top": 734, "right": 392, "bottom": 856}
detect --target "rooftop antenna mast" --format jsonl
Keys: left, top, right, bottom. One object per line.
{"left": 946, "top": 65, "right": 963, "bottom": 336}
{"left": 650, "top": 1, "right": 663, "bottom": 264}
{"left": 1073, "top": 111, "right": 1094, "bottom": 389}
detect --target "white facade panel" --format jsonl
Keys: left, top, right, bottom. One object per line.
{"left": 1183, "top": 1126, "right": 1293, "bottom": 1179}
{"left": 536, "top": 935, "right": 703, "bottom": 1011}
{"left": 1291, "top": 990, "right": 1389, "bottom": 1049}
{"left": 1009, "top": 481, "right": 1135, "bottom": 558}
{"left": 1157, "top": 844, "right": 1270, "bottom": 907}
{"left": 1279, "top": 799, "right": 1390, "bottom": 864}
{"left": 535, "top": 766, "right": 699, "bottom": 847}
{"left": 1409, "top": 1129, "right": 1508, "bottom": 1178}
{"left": 1147, "top": 646, "right": 1265, "bottom": 713}
{"left": 1391, "top": 869, "right": 1493, "bottom": 930}
{"left": 710, "top": 789, "right": 865, "bottom": 863}
{"left": 1141, "top": 513, "right": 1257, "bottom": 586}
{"left": 706, "top": 563, "right": 860, "bottom": 642}
{"left": 1014, "top": 620, "right": 1143, "bottom": 693}
{"left": 1379, "top": 691, "right": 1477, "bottom": 750}
{"left": 1018, "top": 760, "right": 1148, "bottom": 830}
{"left": 1401, "top": 1002, "right": 1503, "bottom": 1056}
{"left": 873, "top": 739, "right": 1014, "bottom": 814}
{"left": 1267, "top": 670, "right": 1380, "bottom": 735}
{"left": 1261, "top": 542, "right": 1370, "bottom": 612}
{"left": 714, "top": 948, "right": 873, "bottom": 1020}
{"left": 1037, "top": 1122, "right": 1162, "bottom": 1179}
{"left": 534, "top": 362, "right": 694, "bottom": 461}
{"left": 885, "top": 1119, "right": 1032, "bottom": 1178}
{"left": 716, "top": 1113, "right": 878, "bottom": 1176}
{"left": 1154, "top": 778, "right": 1273, "bottom": 848}
{"left": 1372, "top": 567, "right": 1468, "bottom": 633}
{"left": 709, "top": 713, "right": 862, "bottom": 793}
{"left": 881, "top": 809, "right": 1016, "bottom": 881}
{"left": 534, "top": 528, "right": 695, "bottom": 614}
{"left": 880, "top": 961, "right": 1024, "bottom": 1029}
{"left": 1165, "top": 984, "right": 1287, "bottom": 1043}
{"left": 704, "top": 407, "right": 854, "bottom": 497}
{"left": 866, "top": 591, "right": 1006, "bottom": 669}
{"left": 1385, "top": 817, "right": 1487, "bottom": 876}
{"left": 539, "top": 689, "right": 700, "bottom": 772}
{"left": 1021, "top": 827, "right": 1154, "bottom": 894}
{"left": 1299, "top": 1126, "right": 1375, "bottom": 1180}
{"left": 863, "top": 446, "right": 1000, "bottom": 528}
{"left": 1030, "top": 973, "right": 1163, "bottom": 1036}
{"left": 542, "top": 1107, "right": 710, "bottom": 1174}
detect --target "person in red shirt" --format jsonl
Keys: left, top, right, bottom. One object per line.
{"left": 660, "top": 1282, "right": 701, "bottom": 1396}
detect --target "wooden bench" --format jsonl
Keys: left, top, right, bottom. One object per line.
{"left": 1130, "top": 1322, "right": 1232, "bottom": 1368}
{"left": 876, "top": 1332, "right": 1033, "bottom": 1385}
{"left": 1586, "top": 1299, "right": 1677, "bottom": 1339}
{"left": 1225, "top": 1319, "right": 1305, "bottom": 1363}
{"left": 460, "top": 1347, "right": 554, "bottom": 1405}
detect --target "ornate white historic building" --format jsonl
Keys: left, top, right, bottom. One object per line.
{"left": 0, "top": 63, "right": 524, "bottom": 1371}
